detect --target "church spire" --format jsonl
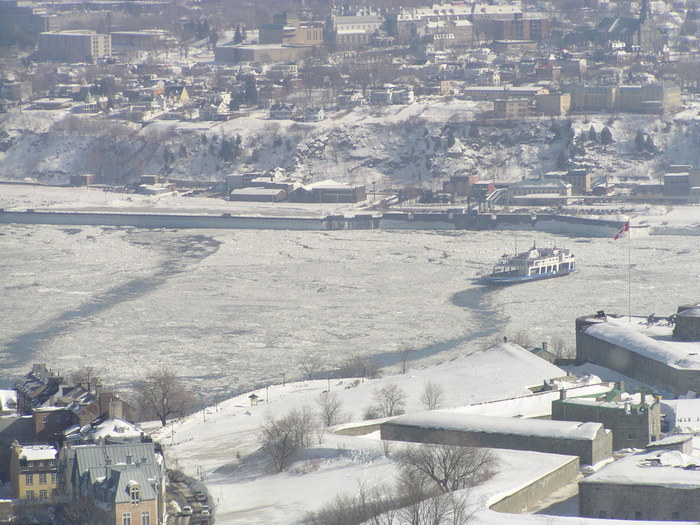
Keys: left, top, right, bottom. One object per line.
{"left": 640, "top": 0, "right": 650, "bottom": 23}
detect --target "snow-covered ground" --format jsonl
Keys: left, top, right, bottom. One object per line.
{"left": 4, "top": 98, "right": 700, "bottom": 189}
{"left": 152, "top": 344, "right": 698, "bottom": 525}
{"left": 151, "top": 342, "right": 566, "bottom": 524}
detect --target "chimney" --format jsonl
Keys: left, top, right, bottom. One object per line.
{"left": 559, "top": 388, "right": 567, "bottom": 401}
{"left": 616, "top": 381, "right": 625, "bottom": 392}
{"left": 126, "top": 453, "right": 132, "bottom": 465}
{"left": 542, "top": 341, "right": 548, "bottom": 352}
{"left": 108, "top": 399, "right": 123, "bottom": 420}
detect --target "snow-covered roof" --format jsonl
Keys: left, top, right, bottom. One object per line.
{"left": 19, "top": 445, "right": 58, "bottom": 462}
{"left": 91, "top": 417, "right": 143, "bottom": 440}
{"left": 387, "top": 412, "right": 604, "bottom": 441}
{"left": 230, "top": 188, "right": 285, "bottom": 196}
{"left": 453, "top": 382, "right": 613, "bottom": 419}
{"left": 584, "top": 318, "right": 700, "bottom": 370}
{"left": 304, "top": 179, "right": 353, "bottom": 190}
{"left": 661, "top": 399, "right": 700, "bottom": 432}
{"left": 558, "top": 392, "right": 657, "bottom": 410}
{"left": 581, "top": 449, "right": 700, "bottom": 488}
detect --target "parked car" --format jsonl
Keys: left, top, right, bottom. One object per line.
{"left": 201, "top": 509, "right": 211, "bottom": 518}
{"left": 180, "top": 505, "right": 193, "bottom": 516}
{"left": 194, "top": 490, "right": 207, "bottom": 502}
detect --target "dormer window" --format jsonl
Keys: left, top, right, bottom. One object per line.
{"left": 130, "top": 485, "right": 140, "bottom": 505}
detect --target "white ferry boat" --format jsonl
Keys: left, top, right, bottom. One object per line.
{"left": 480, "top": 244, "right": 576, "bottom": 285}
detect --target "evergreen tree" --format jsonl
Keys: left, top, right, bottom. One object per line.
{"left": 601, "top": 126, "right": 613, "bottom": 145}
{"left": 588, "top": 125, "right": 597, "bottom": 142}
{"left": 446, "top": 129, "right": 456, "bottom": 148}
{"left": 244, "top": 76, "right": 257, "bottom": 105}
{"left": 233, "top": 26, "right": 243, "bottom": 44}
{"left": 635, "top": 130, "right": 646, "bottom": 150}
{"left": 645, "top": 135, "right": 657, "bottom": 152}
{"left": 556, "top": 150, "right": 569, "bottom": 170}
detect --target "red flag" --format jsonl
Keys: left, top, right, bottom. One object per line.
{"left": 614, "top": 222, "right": 629, "bottom": 240}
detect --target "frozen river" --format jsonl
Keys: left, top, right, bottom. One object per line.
{"left": 1, "top": 224, "right": 698, "bottom": 400}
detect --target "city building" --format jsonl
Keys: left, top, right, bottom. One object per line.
{"left": 259, "top": 13, "right": 324, "bottom": 46}
{"left": 60, "top": 442, "right": 165, "bottom": 525}
{"left": 10, "top": 442, "right": 58, "bottom": 501}
{"left": 492, "top": 15, "right": 551, "bottom": 41}
{"left": 494, "top": 98, "right": 531, "bottom": 118}
{"left": 111, "top": 30, "right": 169, "bottom": 51}
{"left": 0, "top": 0, "right": 55, "bottom": 46}
{"left": 328, "top": 6, "right": 384, "bottom": 48}
{"left": 507, "top": 178, "right": 573, "bottom": 206}
{"left": 38, "top": 30, "right": 111, "bottom": 63}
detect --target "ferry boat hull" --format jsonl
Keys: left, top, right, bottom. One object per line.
{"left": 480, "top": 267, "right": 576, "bottom": 285}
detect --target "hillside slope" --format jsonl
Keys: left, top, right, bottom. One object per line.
{"left": 3, "top": 100, "right": 700, "bottom": 187}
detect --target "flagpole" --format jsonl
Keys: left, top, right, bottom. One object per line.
{"left": 628, "top": 224, "right": 631, "bottom": 322}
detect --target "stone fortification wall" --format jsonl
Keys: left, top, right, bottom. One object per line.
{"left": 575, "top": 317, "right": 700, "bottom": 396}
{"left": 490, "top": 455, "right": 580, "bottom": 514}
{"left": 380, "top": 421, "right": 612, "bottom": 465}
{"left": 580, "top": 482, "right": 700, "bottom": 521}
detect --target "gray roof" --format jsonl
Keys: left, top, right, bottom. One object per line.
{"left": 69, "top": 442, "right": 163, "bottom": 503}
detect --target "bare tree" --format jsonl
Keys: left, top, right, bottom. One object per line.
{"left": 259, "top": 406, "right": 315, "bottom": 472}
{"left": 300, "top": 355, "right": 322, "bottom": 381}
{"left": 397, "top": 442, "right": 497, "bottom": 494}
{"left": 508, "top": 330, "right": 532, "bottom": 349}
{"left": 420, "top": 380, "right": 444, "bottom": 411}
{"left": 70, "top": 366, "right": 101, "bottom": 390}
{"left": 134, "top": 367, "right": 194, "bottom": 426}
{"left": 339, "top": 354, "right": 370, "bottom": 378}
{"left": 54, "top": 492, "right": 99, "bottom": 525}
{"left": 550, "top": 336, "right": 570, "bottom": 359}
{"left": 316, "top": 391, "right": 344, "bottom": 427}
{"left": 400, "top": 348, "right": 412, "bottom": 374}
{"left": 372, "top": 384, "right": 406, "bottom": 418}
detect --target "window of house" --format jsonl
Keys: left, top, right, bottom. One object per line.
{"left": 141, "top": 511, "right": 151, "bottom": 525}
{"left": 55, "top": 414, "right": 61, "bottom": 422}
{"left": 41, "top": 415, "right": 48, "bottom": 424}
{"left": 130, "top": 486, "right": 140, "bottom": 504}
{"left": 51, "top": 473, "right": 58, "bottom": 484}
{"left": 122, "top": 513, "right": 131, "bottom": 525}
{"left": 39, "top": 473, "right": 47, "bottom": 484}
{"left": 627, "top": 433, "right": 635, "bottom": 440}
{"left": 25, "top": 474, "right": 33, "bottom": 485}
{"left": 39, "top": 490, "right": 47, "bottom": 500}
{"left": 26, "top": 490, "right": 34, "bottom": 499}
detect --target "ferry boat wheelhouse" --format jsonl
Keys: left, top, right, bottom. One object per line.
{"left": 481, "top": 244, "right": 576, "bottom": 285}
